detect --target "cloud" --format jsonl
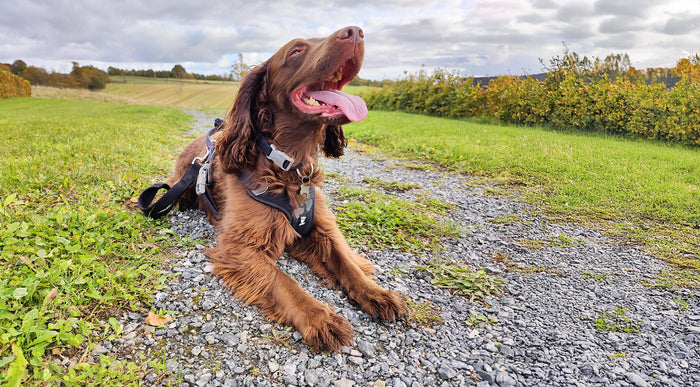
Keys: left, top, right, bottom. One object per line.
{"left": 1, "top": 0, "right": 699, "bottom": 80}
{"left": 662, "top": 15, "right": 700, "bottom": 35}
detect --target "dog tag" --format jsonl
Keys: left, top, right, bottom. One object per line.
{"left": 300, "top": 184, "right": 311, "bottom": 196}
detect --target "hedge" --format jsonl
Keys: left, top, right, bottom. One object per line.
{"left": 0, "top": 68, "right": 31, "bottom": 99}
{"left": 365, "top": 69, "right": 700, "bottom": 147}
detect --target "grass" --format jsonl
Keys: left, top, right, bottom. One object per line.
{"left": 346, "top": 111, "right": 700, "bottom": 283}
{"left": 404, "top": 300, "right": 443, "bottom": 326}
{"left": 0, "top": 97, "right": 191, "bottom": 385}
{"left": 414, "top": 260, "right": 504, "bottom": 304}
{"left": 31, "top": 86, "right": 139, "bottom": 105}
{"left": 583, "top": 271, "right": 610, "bottom": 281}
{"left": 332, "top": 186, "right": 459, "bottom": 253}
{"left": 105, "top": 82, "right": 239, "bottom": 109}
{"left": 594, "top": 306, "right": 641, "bottom": 334}
{"left": 361, "top": 177, "right": 420, "bottom": 192}
{"left": 465, "top": 314, "right": 499, "bottom": 327}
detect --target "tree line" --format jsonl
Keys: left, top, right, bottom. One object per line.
{"left": 4, "top": 60, "right": 109, "bottom": 90}
{"left": 107, "top": 64, "right": 232, "bottom": 82}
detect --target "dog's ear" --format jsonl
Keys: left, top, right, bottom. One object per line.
{"left": 217, "top": 62, "right": 269, "bottom": 173}
{"left": 322, "top": 125, "right": 347, "bottom": 158}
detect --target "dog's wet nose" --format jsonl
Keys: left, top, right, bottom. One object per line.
{"left": 337, "top": 26, "right": 364, "bottom": 43}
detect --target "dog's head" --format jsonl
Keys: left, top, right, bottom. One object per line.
{"left": 217, "top": 26, "right": 366, "bottom": 173}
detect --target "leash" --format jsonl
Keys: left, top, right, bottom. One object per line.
{"left": 138, "top": 119, "right": 223, "bottom": 219}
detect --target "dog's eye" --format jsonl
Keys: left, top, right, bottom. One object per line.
{"left": 289, "top": 47, "right": 304, "bottom": 57}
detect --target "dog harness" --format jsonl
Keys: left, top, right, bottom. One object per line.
{"left": 138, "top": 118, "right": 316, "bottom": 236}
{"left": 238, "top": 169, "right": 316, "bottom": 237}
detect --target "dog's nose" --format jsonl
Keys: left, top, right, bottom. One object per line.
{"left": 337, "top": 26, "right": 364, "bottom": 43}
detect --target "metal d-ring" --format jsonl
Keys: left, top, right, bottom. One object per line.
{"left": 296, "top": 164, "right": 314, "bottom": 184}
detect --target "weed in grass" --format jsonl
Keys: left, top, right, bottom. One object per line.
{"left": 582, "top": 271, "right": 610, "bottom": 281}
{"left": 518, "top": 239, "right": 544, "bottom": 250}
{"left": 488, "top": 214, "right": 522, "bottom": 225}
{"left": 644, "top": 270, "right": 700, "bottom": 289}
{"left": 465, "top": 314, "right": 499, "bottom": 327}
{"left": 324, "top": 171, "right": 348, "bottom": 182}
{"left": 404, "top": 162, "right": 437, "bottom": 171}
{"left": 594, "top": 306, "right": 640, "bottom": 334}
{"left": 673, "top": 299, "right": 690, "bottom": 311}
{"left": 261, "top": 327, "right": 293, "bottom": 348}
{"left": 362, "top": 177, "right": 420, "bottom": 192}
{"left": 414, "top": 260, "right": 504, "bottom": 303}
{"left": 405, "top": 300, "right": 443, "bottom": 326}
{"left": 548, "top": 233, "right": 583, "bottom": 248}
{"left": 333, "top": 187, "right": 460, "bottom": 253}
{"left": 389, "top": 267, "right": 409, "bottom": 275}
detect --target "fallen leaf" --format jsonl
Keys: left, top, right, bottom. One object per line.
{"left": 145, "top": 313, "right": 172, "bottom": 327}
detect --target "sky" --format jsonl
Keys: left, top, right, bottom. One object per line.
{"left": 1, "top": 0, "right": 699, "bottom": 81}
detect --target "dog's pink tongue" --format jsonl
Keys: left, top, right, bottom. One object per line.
{"left": 307, "top": 90, "right": 368, "bottom": 122}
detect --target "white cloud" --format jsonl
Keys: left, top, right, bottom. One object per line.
{"left": 0, "top": 0, "right": 699, "bottom": 80}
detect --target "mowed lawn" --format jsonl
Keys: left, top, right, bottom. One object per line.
{"left": 105, "top": 81, "right": 239, "bottom": 109}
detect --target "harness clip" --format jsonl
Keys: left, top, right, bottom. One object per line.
{"left": 196, "top": 163, "right": 211, "bottom": 196}
{"left": 268, "top": 144, "right": 294, "bottom": 171}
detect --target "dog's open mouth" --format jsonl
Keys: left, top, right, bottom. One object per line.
{"left": 291, "top": 57, "right": 368, "bottom": 122}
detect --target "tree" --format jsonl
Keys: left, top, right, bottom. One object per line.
{"left": 171, "top": 64, "right": 187, "bottom": 79}
{"left": 22, "top": 66, "right": 49, "bottom": 85}
{"left": 230, "top": 54, "right": 251, "bottom": 81}
{"left": 11, "top": 59, "right": 27, "bottom": 76}
{"left": 674, "top": 55, "right": 700, "bottom": 83}
{"left": 67, "top": 62, "right": 110, "bottom": 89}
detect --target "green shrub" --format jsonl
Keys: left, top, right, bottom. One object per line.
{"left": 364, "top": 67, "right": 700, "bottom": 147}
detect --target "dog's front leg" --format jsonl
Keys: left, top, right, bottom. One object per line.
{"left": 288, "top": 190, "right": 407, "bottom": 321}
{"left": 209, "top": 234, "right": 353, "bottom": 352}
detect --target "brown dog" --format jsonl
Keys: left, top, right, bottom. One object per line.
{"left": 167, "top": 26, "right": 406, "bottom": 351}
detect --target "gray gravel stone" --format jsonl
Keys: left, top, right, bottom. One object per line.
{"left": 96, "top": 115, "right": 700, "bottom": 387}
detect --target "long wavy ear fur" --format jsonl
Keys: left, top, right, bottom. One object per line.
{"left": 323, "top": 125, "right": 346, "bottom": 158}
{"left": 217, "top": 63, "right": 269, "bottom": 173}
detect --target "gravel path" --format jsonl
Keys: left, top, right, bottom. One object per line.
{"left": 104, "top": 115, "right": 698, "bottom": 386}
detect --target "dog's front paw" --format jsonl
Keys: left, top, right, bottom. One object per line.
{"left": 357, "top": 287, "right": 408, "bottom": 321}
{"left": 301, "top": 307, "right": 354, "bottom": 352}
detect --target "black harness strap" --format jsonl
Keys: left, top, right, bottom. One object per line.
{"left": 138, "top": 119, "right": 223, "bottom": 219}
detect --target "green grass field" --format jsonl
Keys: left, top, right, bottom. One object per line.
{"left": 0, "top": 97, "right": 191, "bottom": 385}
{"left": 346, "top": 111, "right": 700, "bottom": 275}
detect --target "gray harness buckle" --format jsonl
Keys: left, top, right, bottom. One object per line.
{"left": 268, "top": 144, "right": 294, "bottom": 171}
{"left": 195, "top": 162, "right": 211, "bottom": 196}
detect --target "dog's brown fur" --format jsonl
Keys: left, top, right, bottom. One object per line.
{"left": 166, "top": 26, "right": 406, "bottom": 351}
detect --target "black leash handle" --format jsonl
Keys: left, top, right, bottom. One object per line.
{"left": 138, "top": 164, "right": 200, "bottom": 219}
{"left": 138, "top": 118, "right": 223, "bottom": 219}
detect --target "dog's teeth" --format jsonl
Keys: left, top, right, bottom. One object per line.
{"left": 306, "top": 97, "right": 320, "bottom": 106}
